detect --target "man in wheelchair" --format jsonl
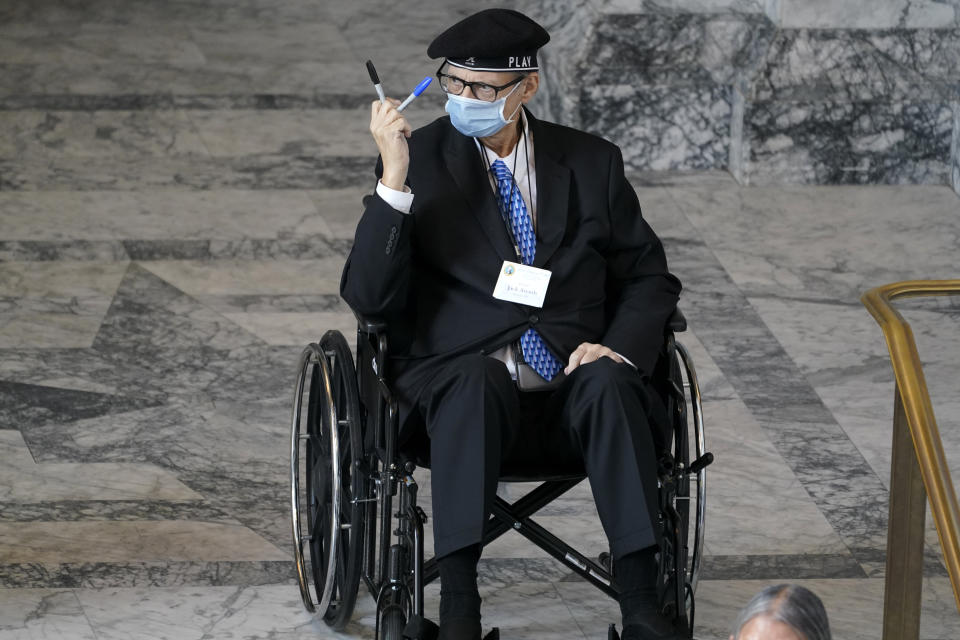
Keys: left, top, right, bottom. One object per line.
{"left": 340, "top": 9, "right": 685, "bottom": 640}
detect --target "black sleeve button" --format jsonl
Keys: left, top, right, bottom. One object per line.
{"left": 529, "top": 314, "right": 539, "bottom": 324}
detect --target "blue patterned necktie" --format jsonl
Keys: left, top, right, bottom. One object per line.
{"left": 490, "top": 159, "right": 563, "bottom": 381}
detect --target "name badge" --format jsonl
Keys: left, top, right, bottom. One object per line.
{"left": 492, "top": 261, "right": 552, "bottom": 308}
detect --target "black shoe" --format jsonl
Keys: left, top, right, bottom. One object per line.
{"left": 620, "top": 613, "right": 688, "bottom": 640}
{"left": 437, "top": 617, "right": 481, "bottom": 640}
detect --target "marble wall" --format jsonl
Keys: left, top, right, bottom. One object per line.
{"left": 518, "top": 0, "right": 960, "bottom": 196}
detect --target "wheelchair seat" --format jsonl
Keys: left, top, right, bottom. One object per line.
{"left": 289, "top": 308, "right": 711, "bottom": 640}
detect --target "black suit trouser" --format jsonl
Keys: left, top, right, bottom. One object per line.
{"left": 408, "top": 353, "right": 665, "bottom": 561}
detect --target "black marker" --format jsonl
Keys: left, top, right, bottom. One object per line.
{"left": 366, "top": 60, "right": 385, "bottom": 104}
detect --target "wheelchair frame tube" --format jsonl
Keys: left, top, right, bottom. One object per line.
{"left": 421, "top": 478, "right": 583, "bottom": 585}
{"left": 357, "top": 330, "right": 380, "bottom": 596}
{"left": 367, "top": 328, "right": 402, "bottom": 597}
{"left": 489, "top": 496, "right": 619, "bottom": 600}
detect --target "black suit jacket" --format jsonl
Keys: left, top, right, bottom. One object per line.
{"left": 341, "top": 109, "right": 681, "bottom": 422}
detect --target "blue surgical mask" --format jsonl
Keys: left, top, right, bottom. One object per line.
{"left": 445, "top": 82, "right": 523, "bottom": 138}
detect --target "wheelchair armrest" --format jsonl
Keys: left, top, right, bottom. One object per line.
{"left": 667, "top": 308, "right": 687, "bottom": 333}
{"left": 354, "top": 312, "right": 388, "bottom": 336}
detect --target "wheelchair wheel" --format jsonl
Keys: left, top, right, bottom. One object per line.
{"left": 658, "top": 338, "right": 707, "bottom": 635}
{"left": 290, "top": 330, "right": 366, "bottom": 629}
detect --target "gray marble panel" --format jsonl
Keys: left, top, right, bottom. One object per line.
{"left": 324, "top": 0, "right": 479, "bottom": 84}
{"left": 187, "top": 104, "right": 440, "bottom": 158}
{"left": 0, "top": 91, "right": 425, "bottom": 111}
{"left": 0, "top": 60, "right": 374, "bottom": 97}
{"left": 0, "top": 590, "right": 97, "bottom": 639}
{"left": 668, "top": 183, "right": 960, "bottom": 303}
{"left": 197, "top": 294, "right": 348, "bottom": 314}
{"left": 306, "top": 187, "right": 369, "bottom": 239}
{"left": 75, "top": 583, "right": 347, "bottom": 639}
{"left": 847, "top": 545, "right": 951, "bottom": 579}
{"left": 473, "top": 582, "right": 590, "bottom": 639}
{"left": 778, "top": 0, "right": 960, "bottom": 28}
{"left": 477, "top": 557, "right": 574, "bottom": 586}
{"left": 744, "top": 100, "right": 954, "bottom": 185}
{"left": 585, "top": 12, "right": 774, "bottom": 88}
{"left": 0, "top": 24, "right": 205, "bottom": 67}
{"left": 16, "top": 401, "right": 296, "bottom": 548}
{"left": 0, "top": 154, "right": 373, "bottom": 190}
{"left": 0, "top": 561, "right": 295, "bottom": 589}
{"left": 700, "top": 553, "right": 866, "bottom": 579}
{"left": 0, "top": 190, "right": 327, "bottom": 242}
{"left": 595, "top": 0, "right": 766, "bottom": 13}
{"left": 515, "top": 0, "right": 596, "bottom": 124}
{"left": 188, "top": 21, "right": 356, "bottom": 66}
{"left": 0, "top": 240, "right": 130, "bottom": 262}
{"left": 0, "top": 499, "right": 230, "bottom": 522}
{"left": 582, "top": 84, "right": 732, "bottom": 171}
{"left": 663, "top": 216, "right": 893, "bottom": 558}
{"left": 0, "top": 239, "right": 350, "bottom": 263}
{"left": 0, "top": 380, "right": 158, "bottom": 431}
{"left": 754, "top": 29, "right": 960, "bottom": 102}
{"left": 90, "top": 262, "right": 263, "bottom": 366}
{"left": 0, "top": 110, "right": 210, "bottom": 159}
{"left": 0, "top": 348, "right": 169, "bottom": 403}
{"left": 125, "top": 237, "right": 351, "bottom": 261}
{"left": 0, "top": 0, "right": 325, "bottom": 28}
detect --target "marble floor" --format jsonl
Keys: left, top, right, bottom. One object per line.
{"left": 2, "top": 1, "right": 960, "bottom": 639}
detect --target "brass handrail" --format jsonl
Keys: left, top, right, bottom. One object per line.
{"left": 861, "top": 280, "right": 960, "bottom": 638}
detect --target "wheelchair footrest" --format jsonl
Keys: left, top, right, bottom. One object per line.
{"left": 402, "top": 615, "right": 439, "bottom": 640}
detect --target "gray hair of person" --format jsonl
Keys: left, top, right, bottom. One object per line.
{"left": 732, "top": 584, "right": 831, "bottom": 640}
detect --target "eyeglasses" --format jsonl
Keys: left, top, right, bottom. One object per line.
{"left": 437, "top": 71, "right": 526, "bottom": 102}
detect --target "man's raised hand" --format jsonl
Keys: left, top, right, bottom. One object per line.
{"left": 369, "top": 98, "right": 412, "bottom": 191}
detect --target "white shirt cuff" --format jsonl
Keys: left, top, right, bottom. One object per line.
{"left": 376, "top": 180, "right": 414, "bottom": 214}
{"left": 614, "top": 352, "right": 637, "bottom": 369}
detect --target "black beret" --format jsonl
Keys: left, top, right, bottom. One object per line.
{"left": 427, "top": 8, "right": 550, "bottom": 72}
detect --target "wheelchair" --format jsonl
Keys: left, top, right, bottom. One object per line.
{"left": 290, "top": 309, "right": 712, "bottom": 639}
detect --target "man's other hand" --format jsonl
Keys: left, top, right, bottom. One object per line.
{"left": 564, "top": 342, "right": 624, "bottom": 375}
{"left": 370, "top": 98, "right": 412, "bottom": 191}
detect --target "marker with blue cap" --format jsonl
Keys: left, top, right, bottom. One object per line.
{"left": 396, "top": 77, "right": 432, "bottom": 112}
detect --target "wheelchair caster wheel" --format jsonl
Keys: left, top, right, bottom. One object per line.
{"left": 378, "top": 605, "right": 406, "bottom": 640}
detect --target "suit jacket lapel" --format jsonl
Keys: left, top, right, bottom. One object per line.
{"left": 529, "top": 111, "right": 569, "bottom": 268}
{"left": 442, "top": 125, "right": 516, "bottom": 261}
